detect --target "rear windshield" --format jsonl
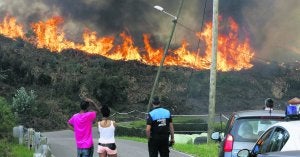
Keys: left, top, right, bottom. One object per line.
{"left": 231, "top": 117, "right": 284, "bottom": 142}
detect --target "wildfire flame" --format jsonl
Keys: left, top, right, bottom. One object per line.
{"left": 0, "top": 15, "right": 254, "bottom": 71}
{"left": 0, "top": 16, "right": 24, "bottom": 39}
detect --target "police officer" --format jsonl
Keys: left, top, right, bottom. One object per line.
{"left": 146, "top": 96, "right": 175, "bottom": 157}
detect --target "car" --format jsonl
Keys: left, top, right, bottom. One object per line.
{"left": 257, "top": 150, "right": 300, "bottom": 157}
{"left": 211, "top": 109, "right": 286, "bottom": 157}
{"left": 237, "top": 120, "right": 300, "bottom": 157}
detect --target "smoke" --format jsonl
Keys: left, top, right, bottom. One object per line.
{"left": 0, "top": 0, "right": 207, "bottom": 45}
{"left": 242, "top": 0, "right": 300, "bottom": 62}
{"left": 1, "top": 0, "right": 300, "bottom": 62}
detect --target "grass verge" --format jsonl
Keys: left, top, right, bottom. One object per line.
{"left": 173, "top": 143, "right": 218, "bottom": 157}
{"left": 117, "top": 136, "right": 218, "bottom": 157}
{"left": 12, "top": 144, "right": 34, "bottom": 157}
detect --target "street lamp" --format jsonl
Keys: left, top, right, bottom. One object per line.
{"left": 147, "top": 0, "right": 184, "bottom": 113}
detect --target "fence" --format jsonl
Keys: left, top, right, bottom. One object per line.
{"left": 111, "top": 110, "right": 229, "bottom": 139}
{"left": 172, "top": 113, "right": 229, "bottom": 134}
{"left": 13, "top": 125, "right": 54, "bottom": 157}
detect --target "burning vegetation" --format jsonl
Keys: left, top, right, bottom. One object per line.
{"left": 0, "top": 15, "right": 254, "bottom": 71}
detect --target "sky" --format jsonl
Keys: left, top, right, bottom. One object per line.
{"left": 1, "top": 0, "right": 300, "bottom": 63}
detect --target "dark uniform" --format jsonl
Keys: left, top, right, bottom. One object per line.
{"left": 147, "top": 107, "right": 172, "bottom": 157}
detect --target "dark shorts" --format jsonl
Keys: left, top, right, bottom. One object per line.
{"left": 77, "top": 146, "right": 94, "bottom": 157}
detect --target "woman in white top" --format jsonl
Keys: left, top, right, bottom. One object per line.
{"left": 97, "top": 105, "right": 117, "bottom": 157}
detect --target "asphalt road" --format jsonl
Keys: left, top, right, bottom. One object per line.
{"left": 43, "top": 128, "right": 193, "bottom": 157}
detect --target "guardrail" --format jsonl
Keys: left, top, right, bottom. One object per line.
{"left": 13, "top": 125, "right": 54, "bottom": 157}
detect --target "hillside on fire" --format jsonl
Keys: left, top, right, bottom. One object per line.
{"left": 2, "top": 0, "right": 300, "bottom": 131}
{"left": 0, "top": 34, "right": 300, "bottom": 131}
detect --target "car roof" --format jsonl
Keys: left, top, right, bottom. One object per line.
{"left": 233, "top": 110, "right": 285, "bottom": 118}
{"left": 269, "top": 120, "right": 300, "bottom": 130}
{"left": 260, "top": 150, "right": 300, "bottom": 157}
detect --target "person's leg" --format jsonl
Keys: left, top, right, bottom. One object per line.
{"left": 158, "top": 137, "right": 170, "bottom": 157}
{"left": 108, "top": 154, "right": 117, "bottom": 157}
{"left": 77, "top": 148, "right": 82, "bottom": 157}
{"left": 148, "top": 138, "right": 159, "bottom": 157}
{"left": 100, "top": 153, "right": 107, "bottom": 157}
{"left": 81, "top": 147, "right": 93, "bottom": 157}
{"left": 89, "top": 146, "right": 94, "bottom": 157}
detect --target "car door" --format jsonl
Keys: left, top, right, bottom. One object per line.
{"left": 265, "top": 127, "right": 289, "bottom": 152}
{"left": 218, "top": 114, "right": 236, "bottom": 157}
{"left": 251, "top": 126, "right": 289, "bottom": 156}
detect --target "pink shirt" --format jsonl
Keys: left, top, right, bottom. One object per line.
{"left": 68, "top": 111, "right": 96, "bottom": 148}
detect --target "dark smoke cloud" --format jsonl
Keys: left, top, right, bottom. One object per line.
{"left": 242, "top": 0, "right": 300, "bottom": 62}
{"left": 0, "top": 0, "right": 206, "bottom": 45}
{"left": 1, "top": 0, "right": 300, "bottom": 62}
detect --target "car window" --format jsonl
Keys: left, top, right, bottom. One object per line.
{"left": 231, "top": 118, "right": 282, "bottom": 142}
{"left": 267, "top": 127, "right": 289, "bottom": 152}
{"left": 251, "top": 127, "right": 274, "bottom": 154}
{"left": 251, "top": 126, "right": 290, "bottom": 155}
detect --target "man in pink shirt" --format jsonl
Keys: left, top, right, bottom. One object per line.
{"left": 68, "top": 98, "right": 100, "bottom": 157}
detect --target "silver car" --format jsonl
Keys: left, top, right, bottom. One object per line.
{"left": 211, "top": 110, "right": 285, "bottom": 157}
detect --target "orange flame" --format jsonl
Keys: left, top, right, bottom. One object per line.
{"left": 80, "top": 29, "right": 114, "bottom": 55}
{"left": 31, "top": 16, "right": 76, "bottom": 52}
{"left": 197, "top": 17, "right": 254, "bottom": 71}
{"left": 142, "top": 34, "right": 164, "bottom": 65}
{"left": 0, "top": 15, "right": 254, "bottom": 71}
{"left": 0, "top": 16, "right": 24, "bottom": 39}
{"left": 108, "top": 32, "right": 141, "bottom": 61}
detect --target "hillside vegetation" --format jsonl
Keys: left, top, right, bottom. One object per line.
{"left": 0, "top": 35, "right": 299, "bottom": 131}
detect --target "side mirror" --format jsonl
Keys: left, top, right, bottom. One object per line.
{"left": 237, "top": 149, "right": 250, "bottom": 157}
{"left": 211, "top": 132, "right": 221, "bottom": 141}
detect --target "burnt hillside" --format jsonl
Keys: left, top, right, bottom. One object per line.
{"left": 0, "top": 35, "right": 299, "bottom": 130}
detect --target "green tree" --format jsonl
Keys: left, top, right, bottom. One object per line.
{"left": 12, "top": 87, "right": 37, "bottom": 126}
{"left": 0, "top": 97, "right": 16, "bottom": 138}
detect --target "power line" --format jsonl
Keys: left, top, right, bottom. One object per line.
{"left": 185, "top": 0, "right": 208, "bottom": 106}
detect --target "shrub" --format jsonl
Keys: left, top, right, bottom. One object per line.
{"left": 12, "top": 87, "right": 37, "bottom": 126}
{"left": 0, "top": 97, "right": 15, "bottom": 138}
{"left": 0, "top": 139, "right": 12, "bottom": 157}
{"left": 116, "top": 126, "right": 145, "bottom": 138}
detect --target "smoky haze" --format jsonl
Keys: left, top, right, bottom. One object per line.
{"left": 1, "top": 0, "right": 300, "bottom": 62}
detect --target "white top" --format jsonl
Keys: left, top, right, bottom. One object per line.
{"left": 98, "top": 120, "right": 115, "bottom": 143}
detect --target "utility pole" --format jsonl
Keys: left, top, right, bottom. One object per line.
{"left": 207, "top": 0, "right": 219, "bottom": 142}
{"left": 147, "top": 0, "right": 184, "bottom": 113}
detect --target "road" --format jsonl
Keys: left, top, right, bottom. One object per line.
{"left": 43, "top": 128, "right": 193, "bottom": 157}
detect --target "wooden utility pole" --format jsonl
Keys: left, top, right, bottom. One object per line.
{"left": 207, "top": 0, "right": 219, "bottom": 142}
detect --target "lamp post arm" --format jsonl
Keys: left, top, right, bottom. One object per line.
{"left": 162, "top": 11, "right": 177, "bottom": 20}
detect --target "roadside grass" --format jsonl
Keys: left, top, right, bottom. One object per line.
{"left": 12, "top": 144, "right": 34, "bottom": 157}
{"left": 0, "top": 138, "right": 33, "bottom": 157}
{"left": 117, "top": 136, "right": 218, "bottom": 157}
{"left": 173, "top": 142, "right": 218, "bottom": 157}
